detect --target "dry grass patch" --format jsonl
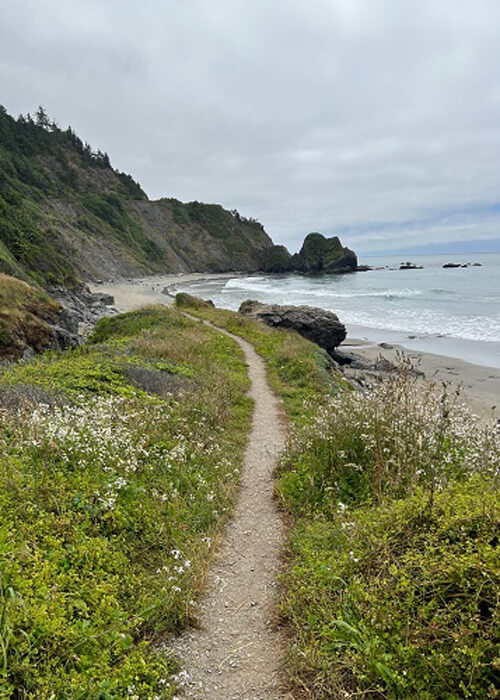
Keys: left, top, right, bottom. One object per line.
{"left": 0, "top": 273, "right": 61, "bottom": 358}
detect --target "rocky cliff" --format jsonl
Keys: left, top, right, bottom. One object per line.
{"left": 0, "top": 106, "right": 273, "bottom": 287}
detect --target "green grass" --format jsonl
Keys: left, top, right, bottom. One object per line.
{"left": 281, "top": 476, "right": 499, "bottom": 699}
{"left": 278, "top": 364, "right": 500, "bottom": 698}
{"left": 0, "top": 305, "right": 252, "bottom": 698}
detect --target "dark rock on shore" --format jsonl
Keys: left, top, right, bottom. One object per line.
{"left": 239, "top": 299, "right": 346, "bottom": 354}
{"left": 0, "top": 275, "right": 117, "bottom": 362}
{"left": 48, "top": 284, "right": 117, "bottom": 336}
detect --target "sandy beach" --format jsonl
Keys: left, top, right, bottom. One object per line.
{"left": 91, "top": 274, "right": 499, "bottom": 424}
{"left": 91, "top": 272, "right": 239, "bottom": 312}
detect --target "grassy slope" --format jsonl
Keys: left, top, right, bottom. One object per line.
{"left": 0, "top": 306, "right": 252, "bottom": 697}
{"left": 174, "top": 293, "right": 342, "bottom": 421}
{"left": 0, "top": 273, "right": 62, "bottom": 358}
{"left": 0, "top": 107, "right": 272, "bottom": 287}
{"left": 175, "top": 296, "right": 500, "bottom": 700}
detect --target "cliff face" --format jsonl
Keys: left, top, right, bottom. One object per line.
{"left": 0, "top": 106, "right": 273, "bottom": 286}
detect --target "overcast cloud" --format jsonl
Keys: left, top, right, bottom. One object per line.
{"left": 1, "top": 0, "right": 500, "bottom": 253}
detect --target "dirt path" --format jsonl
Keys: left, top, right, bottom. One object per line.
{"left": 172, "top": 317, "right": 288, "bottom": 699}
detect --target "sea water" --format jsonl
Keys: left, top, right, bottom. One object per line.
{"left": 178, "top": 253, "right": 500, "bottom": 369}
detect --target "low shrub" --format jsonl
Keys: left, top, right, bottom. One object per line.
{"left": 281, "top": 476, "right": 499, "bottom": 699}
{"left": 278, "top": 363, "right": 499, "bottom": 515}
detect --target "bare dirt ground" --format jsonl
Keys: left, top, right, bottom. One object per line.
{"left": 171, "top": 317, "right": 290, "bottom": 699}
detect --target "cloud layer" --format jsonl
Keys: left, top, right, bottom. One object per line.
{"left": 1, "top": 0, "right": 499, "bottom": 252}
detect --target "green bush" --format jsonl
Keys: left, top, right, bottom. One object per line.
{"left": 281, "top": 476, "right": 499, "bottom": 699}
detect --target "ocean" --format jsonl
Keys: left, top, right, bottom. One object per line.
{"left": 177, "top": 252, "right": 500, "bottom": 369}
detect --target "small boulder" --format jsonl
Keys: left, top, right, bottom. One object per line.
{"left": 239, "top": 299, "right": 346, "bottom": 355}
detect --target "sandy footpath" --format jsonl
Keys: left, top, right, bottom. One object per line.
{"left": 344, "top": 338, "right": 500, "bottom": 423}
{"left": 91, "top": 275, "right": 499, "bottom": 424}
{"left": 171, "top": 315, "right": 288, "bottom": 699}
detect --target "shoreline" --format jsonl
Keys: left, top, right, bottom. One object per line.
{"left": 344, "top": 338, "right": 499, "bottom": 423}
{"left": 90, "top": 273, "right": 499, "bottom": 423}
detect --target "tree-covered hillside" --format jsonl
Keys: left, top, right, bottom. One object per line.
{"left": 0, "top": 106, "right": 273, "bottom": 286}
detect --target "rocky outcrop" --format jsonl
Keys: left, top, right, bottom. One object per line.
{"left": 239, "top": 299, "right": 346, "bottom": 355}
{"left": 258, "top": 234, "right": 358, "bottom": 275}
{"left": 291, "top": 233, "right": 357, "bottom": 273}
{"left": 48, "top": 284, "right": 117, "bottom": 335}
{"left": 0, "top": 274, "right": 115, "bottom": 361}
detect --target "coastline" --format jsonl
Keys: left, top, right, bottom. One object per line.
{"left": 91, "top": 273, "right": 499, "bottom": 423}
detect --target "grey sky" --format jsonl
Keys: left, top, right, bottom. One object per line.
{"left": 1, "top": 0, "right": 500, "bottom": 253}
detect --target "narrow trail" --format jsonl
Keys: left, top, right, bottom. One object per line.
{"left": 173, "top": 317, "right": 289, "bottom": 699}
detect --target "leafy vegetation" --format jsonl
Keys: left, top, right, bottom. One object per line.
{"left": 174, "top": 294, "right": 342, "bottom": 419}
{"left": 0, "top": 104, "right": 275, "bottom": 286}
{"left": 2, "top": 286, "right": 496, "bottom": 698}
{"left": 259, "top": 244, "right": 293, "bottom": 273}
{"left": 0, "top": 305, "right": 252, "bottom": 697}
{"left": 279, "top": 364, "right": 499, "bottom": 698}
{"left": 0, "top": 105, "right": 149, "bottom": 285}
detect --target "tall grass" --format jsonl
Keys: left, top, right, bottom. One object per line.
{"left": 279, "top": 361, "right": 499, "bottom": 515}
{"left": 174, "top": 295, "right": 343, "bottom": 418}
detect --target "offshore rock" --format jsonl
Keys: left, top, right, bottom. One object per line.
{"left": 291, "top": 233, "right": 357, "bottom": 273}
{"left": 239, "top": 299, "right": 346, "bottom": 354}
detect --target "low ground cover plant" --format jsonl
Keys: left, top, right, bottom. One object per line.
{"left": 0, "top": 305, "right": 251, "bottom": 698}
